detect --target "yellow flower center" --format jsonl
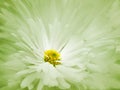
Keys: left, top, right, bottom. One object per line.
{"left": 44, "top": 49, "right": 61, "bottom": 66}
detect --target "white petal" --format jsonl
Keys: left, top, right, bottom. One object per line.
{"left": 20, "top": 73, "right": 38, "bottom": 88}
{"left": 57, "top": 78, "right": 70, "bottom": 89}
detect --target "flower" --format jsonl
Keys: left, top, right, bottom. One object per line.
{"left": 0, "top": 0, "right": 120, "bottom": 90}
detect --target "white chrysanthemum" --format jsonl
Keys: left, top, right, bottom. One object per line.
{"left": 0, "top": 0, "right": 120, "bottom": 90}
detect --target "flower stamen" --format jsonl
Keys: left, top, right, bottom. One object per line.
{"left": 44, "top": 49, "right": 61, "bottom": 66}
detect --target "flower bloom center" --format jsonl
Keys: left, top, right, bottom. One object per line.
{"left": 44, "top": 49, "right": 61, "bottom": 66}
